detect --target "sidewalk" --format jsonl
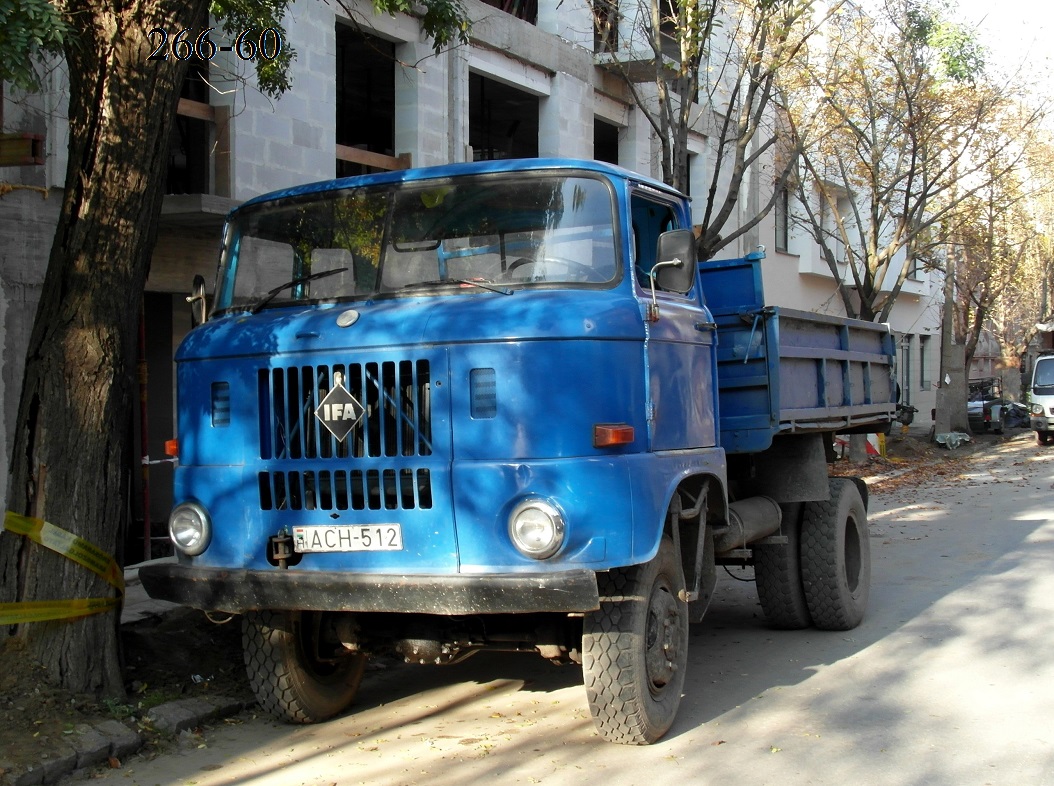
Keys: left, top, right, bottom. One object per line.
{"left": 121, "top": 558, "right": 180, "bottom": 626}
{"left": 1, "top": 560, "right": 249, "bottom": 786}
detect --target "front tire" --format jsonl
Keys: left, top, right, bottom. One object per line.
{"left": 583, "top": 536, "right": 688, "bottom": 744}
{"left": 801, "top": 479, "right": 871, "bottom": 631}
{"left": 242, "top": 610, "right": 366, "bottom": 724}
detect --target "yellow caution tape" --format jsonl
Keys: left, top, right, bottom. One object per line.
{"left": 0, "top": 511, "right": 124, "bottom": 625}
{"left": 0, "top": 597, "right": 119, "bottom": 625}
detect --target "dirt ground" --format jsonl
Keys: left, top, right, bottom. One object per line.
{"left": 0, "top": 427, "right": 1012, "bottom": 781}
{"left": 0, "top": 606, "right": 253, "bottom": 779}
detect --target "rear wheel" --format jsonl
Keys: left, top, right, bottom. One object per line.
{"left": 754, "top": 503, "right": 812, "bottom": 629}
{"left": 801, "top": 479, "right": 871, "bottom": 631}
{"left": 242, "top": 610, "right": 366, "bottom": 723}
{"left": 583, "top": 536, "right": 688, "bottom": 744}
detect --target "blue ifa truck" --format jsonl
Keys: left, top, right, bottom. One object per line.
{"left": 140, "top": 158, "right": 896, "bottom": 744}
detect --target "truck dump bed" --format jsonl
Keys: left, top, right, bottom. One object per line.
{"left": 700, "top": 253, "right": 897, "bottom": 455}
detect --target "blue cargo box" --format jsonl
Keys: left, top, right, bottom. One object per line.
{"left": 700, "top": 252, "right": 897, "bottom": 455}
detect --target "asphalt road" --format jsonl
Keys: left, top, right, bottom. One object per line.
{"left": 72, "top": 433, "right": 1054, "bottom": 786}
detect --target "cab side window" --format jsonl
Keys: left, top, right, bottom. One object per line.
{"left": 631, "top": 195, "right": 677, "bottom": 288}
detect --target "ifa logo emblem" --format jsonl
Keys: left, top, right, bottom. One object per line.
{"left": 314, "top": 372, "right": 365, "bottom": 441}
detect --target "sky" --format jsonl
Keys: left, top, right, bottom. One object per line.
{"left": 951, "top": 0, "right": 1053, "bottom": 92}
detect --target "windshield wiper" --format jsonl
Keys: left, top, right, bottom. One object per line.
{"left": 248, "top": 267, "right": 349, "bottom": 314}
{"left": 402, "top": 278, "right": 512, "bottom": 296}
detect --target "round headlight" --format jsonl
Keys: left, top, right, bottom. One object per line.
{"left": 509, "top": 499, "right": 566, "bottom": 560}
{"left": 169, "top": 502, "right": 211, "bottom": 556}
{"left": 1032, "top": 403, "right": 1045, "bottom": 415}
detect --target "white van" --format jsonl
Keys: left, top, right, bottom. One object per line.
{"left": 1030, "top": 353, "right": 1054, "bottom": 444}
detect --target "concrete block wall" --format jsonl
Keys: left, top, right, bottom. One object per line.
{"left": 394, "top": 40, "right": 453, "bottom": 168}
{"left": 540, "top": 72, "right": 592, "bottom": 159}
{"left": 226, "top": 2, "right": 337, "bottom": 199}
{"left": 0, "top": 189, "right": 61, "bottom": 516}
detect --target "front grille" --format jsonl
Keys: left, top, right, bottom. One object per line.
{"left": 258, "top": 360, "right": 432, "bottom": 460}
{"left": 256, "top": 360, "right": 435, "bottom": 513}
{"left": 258, "top": 468, "right": 433, "bottom": 511}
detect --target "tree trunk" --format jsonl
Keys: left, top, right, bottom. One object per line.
{"left": 0, "top": 0, "right": 207, "bottom": 697}
{"left": 935, "top": 258, "right": 971, "bottom": 436}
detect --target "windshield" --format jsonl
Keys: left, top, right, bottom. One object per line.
{"left": 1035, "top": 358, "right": 1054, "bottom": 388}
{"left": 213, "top": 173, "right": 619, "bottom": 313}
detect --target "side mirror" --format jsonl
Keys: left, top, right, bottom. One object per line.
{"left": 655, "top": 229, "right": 697, "bottom": 294}
{"left": 188, "top": 274, "right": 208, "bottom": 328}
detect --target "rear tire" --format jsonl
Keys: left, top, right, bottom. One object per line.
{"left": 243, "top": 610, "right": 366, "bottom": 723}
{"left": 801, "top": 479, "right": 870, "bottom": 631}
{"left": 754, "top": 502, "right": 812, "bottom": 629}
{"left": 583, "top": 536, "right": 688, "bottom": 744}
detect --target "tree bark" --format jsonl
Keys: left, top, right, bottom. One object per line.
{"left": 0, "top": 0, "right": 207, "bottom": 697}
{"left": 935, "top": 256, "right": 971, "bottom": 436}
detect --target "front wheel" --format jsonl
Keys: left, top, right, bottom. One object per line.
{"left": 582, "top": 536, "right": 688, "bottom": 744}
{"left": 801, "top": 479, "right": 871, "bottom": 631}
{"left": 242, "top": 610, "right": 366, "bottom": 724}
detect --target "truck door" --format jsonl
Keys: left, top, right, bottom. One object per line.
{"left": 631, "top": 192, "right": 717, "bottom": 450}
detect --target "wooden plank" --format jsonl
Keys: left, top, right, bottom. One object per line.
{"left": 177, "top": 98, "right": 215, "bottom": 122}
{"left": 0, "top": 133, "right": 44, "bottom": 166}
{"left": 335, "top": 144, "right": 411, "bottom": 171}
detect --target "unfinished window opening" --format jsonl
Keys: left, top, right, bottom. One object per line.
{"left": 659, "top": 0, "right": 680, "bottom": 61}
{"left": 336, "top": 26, "right": 396, "bottom": 177}
{"left": 166, "top": 61, "right": 211, "bottom": 195}
{"left": 479, "top": 0, "right": 537, "bottom": 23}
{"left": 593, "top": 0, "right": 619, "bottom": 53}
{"left": 775, "top": 185, "right": 789, "bottom": 252}
{"left": 469, "top": 73, "right": 539, "bottom": 161}
{"left": 594, "top": 119, "right": 619, "bottom": 165}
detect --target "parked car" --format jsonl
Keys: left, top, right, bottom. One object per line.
{"left": 968, "top": 377, "right": 1007, "bottom": 434}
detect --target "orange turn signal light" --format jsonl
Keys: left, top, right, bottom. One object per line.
{"left": 594, "top": 423, "right": 635, "bottom": 447}
{"left": 164, "top": 438, "right": 179, "bottom": 457}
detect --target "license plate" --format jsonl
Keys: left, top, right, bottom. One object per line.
{"left": 292, "top": 524, "right": 403, "bottom": 553}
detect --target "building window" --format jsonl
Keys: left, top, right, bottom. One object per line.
{"left": 775, "top": 185, "right": 789, "bottom": 252}
{"left": 469, "top": 73, "right": 539, "bottom": 161}
{"left": 594, "top": 118, "right": 619, "bottom": 165}
{"left": 336, "top": 26, "right": 395, "bottom": 177}
{"left": 593, "top": 0, "right": 619, "bottom": 53}
{"left": 659, "top": 0, "right": 680, "bottom": 61}
{"left": 479, "top": 0, "right": 537, "bottom": 24}
{"left": 166, "top": 61, "right": 211, "bottom": 195}
{"left": 919, "top": 334, "right": 931, "bottom": 389}
{"left": 900, "top": 335, "right": 913, "bottom": 405}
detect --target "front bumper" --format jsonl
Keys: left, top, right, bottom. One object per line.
{"left": 139, "top": 562, "right": 601, "bottom": 616}
{"left": 1031, "top": 417, "right": 1053, "bottom": 432}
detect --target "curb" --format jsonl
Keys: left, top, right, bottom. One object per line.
{"left": 2, "top": 559, "right": 252, "bottom": 786}
{"left": 1, "top": 695, "right": 250, "bottom": 786}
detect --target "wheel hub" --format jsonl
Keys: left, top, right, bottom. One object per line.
{"left": 645, "top": 583, "right": 681, "bottom": 692}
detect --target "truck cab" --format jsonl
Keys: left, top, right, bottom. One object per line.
{"left": 1030, "top": 353, "right": 1054, "bottom": 444}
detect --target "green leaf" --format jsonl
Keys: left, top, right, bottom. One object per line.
{"left": 0, "top": 0, "right": 66, "bottom": 90}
